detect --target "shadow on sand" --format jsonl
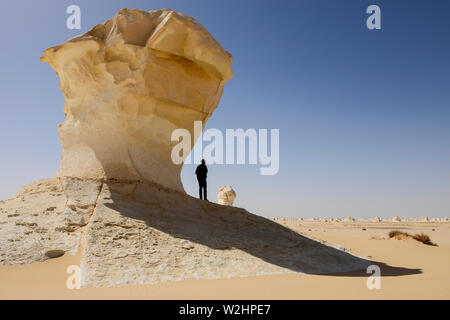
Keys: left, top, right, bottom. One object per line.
{"left": 103, "top": 181, "right": 422, "bottom": 278}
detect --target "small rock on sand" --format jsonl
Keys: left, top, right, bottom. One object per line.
{"left": 45, "top": 250, "right": 65, "bottom": 259}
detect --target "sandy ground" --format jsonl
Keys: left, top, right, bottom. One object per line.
{"left": 0, "top": 220, "right": 449, "bottom": 299}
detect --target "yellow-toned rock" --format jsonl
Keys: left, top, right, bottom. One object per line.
{"left": 217, "top": 185, "right": 236, "bottom": 206}
{"left": 41, "top": 8, "right": 233, "bottom": 192}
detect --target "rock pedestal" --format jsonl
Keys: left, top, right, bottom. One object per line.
{"left": 40, "top": 8, "right": 233, "bottom": 192}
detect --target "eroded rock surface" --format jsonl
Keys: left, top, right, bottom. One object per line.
{"left": 217, "top": 185, "right": 236, "bottom": 206}
{"left": 1, "top": 178, "right": 371, "bottom": 287}
{"left": 40, "top": 8, "right": 233, "bottom": 192}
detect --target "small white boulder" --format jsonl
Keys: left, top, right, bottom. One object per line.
{"left": 217, "top": 185, "right": 236, "bottom": 206}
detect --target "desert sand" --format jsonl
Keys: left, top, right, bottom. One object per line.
{"left": 1, "top": 219, "right": 449, "bottom": 299}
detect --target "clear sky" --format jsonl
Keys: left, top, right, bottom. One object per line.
{"left": 0, "top": 0, "right": 449, "bottom": 219}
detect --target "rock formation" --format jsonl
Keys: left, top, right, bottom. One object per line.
{"left": 392, "top": 216, "right": 401, "bottom": 222}
{"left": 0, "top": 8, "right": 371, "bottom": 288}
{"left": 0, "top": 178, "right": 101, "bottom": 264}
{"left": 40, "top": 8, "right": 233, "bottom": 192}
{"left": 217, "top": 185, "right": 236, "bottom": 206}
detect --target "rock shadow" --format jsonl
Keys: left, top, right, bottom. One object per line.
{"left": 103, "top": 181, "right": 421, "bottom": 277}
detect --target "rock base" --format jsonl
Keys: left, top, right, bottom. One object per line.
{"left": 1, "top": 178, "right": 370, "bottom": 288}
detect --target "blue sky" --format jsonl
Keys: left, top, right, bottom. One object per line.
{"left": 0, "top": 0, "right": 449, "bottom": 218}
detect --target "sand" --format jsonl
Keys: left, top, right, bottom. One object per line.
{"left": 1, "top": 220, "right": 449, "bottom": 299}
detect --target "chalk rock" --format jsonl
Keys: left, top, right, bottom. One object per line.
{"left": 217, "top": 185, "right": 236, "bottom": 206}
{"left": 392, "top": 216, "right": 401, "bottom": 222}
{"left": 0, "top": 178, "right": 101, "bottom": 265}
{"left": 40, "top": 8, "right": 233, "bottom": 192}
{"left": 343, "top": 216, "right": 355, "bottom": 222}
{"left": 79, "top": 180, "right": 371, "bottom": 287}
{"left": 45, "top": 249, "right": 65, "bottom": 259}
{"left": 372, "top": 216, "right": 382, "bottom": 222}
{"left": 0, "top": 8, "right": 372, "bottom": 287}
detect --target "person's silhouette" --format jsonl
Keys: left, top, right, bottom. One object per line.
{"left": 195, "top": 159, "right": 208, "bottom": 200}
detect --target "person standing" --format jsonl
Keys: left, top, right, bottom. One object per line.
{"left": 195, "top": 159, "right": 208, "bottom": 200}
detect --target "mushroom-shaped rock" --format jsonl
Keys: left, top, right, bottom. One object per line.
{"left": 40, "top": 8, "right": 233, "bottom": 192}
{"left": 217, "top": 185, "right": 236, "bottom": 206}
{"left": 0, "top": 8, "right": 375, "bottom": 288}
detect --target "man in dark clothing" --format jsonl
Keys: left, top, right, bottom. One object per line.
{"left": 195, "top": 159, "right": 208, "bottom": 200}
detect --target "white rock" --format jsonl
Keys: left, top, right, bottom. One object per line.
{"left": 217, "top": 185, "right": 236, "bottom": 206}
{"left": 0, "top": 178, "right": 100, "bottom": 265}
{"left": 40, "top": 8, "right": 233, "bottom": 192}
{"left": 0, "top": 9, "right": 372, "bottom": 288}
{"left": 79, "top": 180, "right": 371, "bottom": 287}
{"left": 45, "top": 250, "right": 65, "bottom": 259}
{"left": 392, "top": 216, "right": 401, "bottom": 222}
